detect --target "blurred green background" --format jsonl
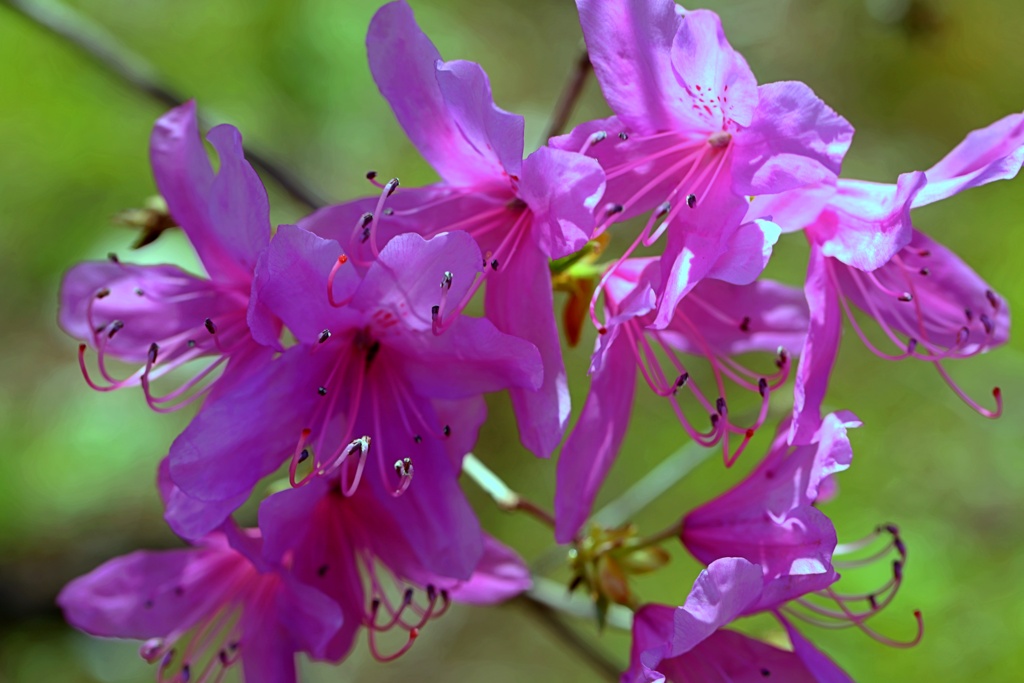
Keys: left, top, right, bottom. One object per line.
{"left": 2, "top": 0, "right": 1023, "bottom": 680}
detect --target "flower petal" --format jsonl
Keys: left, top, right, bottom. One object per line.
{"left": 441, "top": 536, "right": 532, "bottom": 604}
{"left": 705, "top": 218, "right": 781, "bottom": 286}
{"left": 658, "top": 629, "right": 819, "bottom": 683}
{"left": 732, "top": 81, "right": 853, "bottom": 196}
{"left": 780, "top": 617, "right": 855, "bottom": 683}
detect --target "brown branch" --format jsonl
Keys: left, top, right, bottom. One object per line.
{"left": 516, "top": 595, "right": 623, "bottom": 681}
{"left": 1, "top": 0, "right": 328, "bottom": 210}
{"left": 542, "top": 49, "right": 592, "bottom": 142}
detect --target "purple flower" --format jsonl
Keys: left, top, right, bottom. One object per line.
{"left": 624, "top": 558, "right": 852, "bottom": 683}
{"left": 682, "top": 412, "right": 859, "bottom": 612}
{"left": 57, "top": 529, "right": 343, "bottom": 683}
{"left": 166, "top": 226, "right": 541, "bottom": 543}
{"left": 59, "top": 101, "right": 278, "bottom": 412}
{"left": 555, "top": 258, "right": 808, "bottom": 542}
{"left": 786, "top": 113, "right": 1023, "bottom": 441}
{"left": 299, "top": 0, "right": 606, "bottom": 457}
{"left": 551, "top": 0, "right": 853, "bottom": 327}
{"left": 257, "top": 474, "right": 531, "bottom": 663}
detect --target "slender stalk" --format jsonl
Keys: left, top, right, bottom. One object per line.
{"left": 1, "top": 0, "right": 328, "bottom": 210}
{"left": 462, "top": 453, "right": 556, "bottom": 528}
{"left": 542, "top": 48, "right": 592, "bottom": 142}
{"left": 516, "top": 596, "right": 624, "bottom": 681}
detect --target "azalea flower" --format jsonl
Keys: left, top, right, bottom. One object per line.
{"left": 555, "top": 257, "right": 808, "bottom": 542}
{"left": 166, "top": 227, "right": 541, "bottom": 541}
{"left": 59, "top": 102, "right": 279, "bottom": 412}
{"left": 551, "top": 0, "right": 853, "bottom": 328}
{"left": 299, "top": 0, "right": 605, "bottom": 457}
{"left": 779, "top": 113, "right": 1023, "bottom": 441}
{"left": 58, "top": 528, "right": 343, "bottom": 683}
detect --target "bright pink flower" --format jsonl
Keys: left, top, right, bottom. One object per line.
{"left": 257, "top": 475, "right": 531, "bottom": 663}
{"left": 299, "top": 0, "right": 605, "bottom": 458}
{"left": 551, "top": 0, "right": 853, "bottom": 327}
{"left": 624, "top": 558, "right": 852, "bottom": 683}
{"left": 784, "top": 113, "right": 1023, "bottom": 442}
{"left": 59, "top": 101, "right": 278, "bottom": 412}
{"left": 555, "top": 258, "right": 808, "bottom": 542}
{"left": 166, "top": 227, "right": 541, "bottom": 551}
{"left": 57, "top": 529, "right": 343, "bottom": 683}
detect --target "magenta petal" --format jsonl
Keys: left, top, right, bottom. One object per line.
{"left": 57, "top": 544, "right": 235, "bottom": 640}
{"left": 659, "top": 629, "right": 819, "bottom": 683}
{"left": 670, "top": 9, "right": 759, "bottom": 128}
{"left": 705, "top": 218, "right": 781, "bottom": 285}
{"left": 790, "top": 246, "right": 842, "bottom": 445}
{"left": 733, "top": 81, "right": 853, "bottom": 196}
{"left": 444, "top": 536, "right": 532, "bottom": 604}
{"left": 485, "top": 244, "right": 568, "bottom": 458}
{"left": 747, "top": 181, "right": 838, "bottom": 233}
{"left": 239, "top": 634, "right": 298, "bottom": 683}
{"left": 355, "top": 231, "right": 482, "bottom": 332}
{"left": 205, "top": 124, "right": 271, "bottom": 272}
{"left": 169, "top": 346, "right": 330, "bottom": 512}
{"left": 393, "top": 315, "right": 543, "bottom": 399}
{"left": 916, "top": 111, "right": 1024, "bottom": 207}
{"left": 555, "top": 329, "right": 637, "bottom": 542}
{"left": 252, "top": 225, "right": 358, "bottom": 345}
{"left": 576, "top": 0, "right": 685, "bottom": 133}
{"left": 368, "top": 1, "right": 522, "bottom": 185}
{"left": 673, "top": 278, "right": 808, "bottom": 357}
{"left": 518, "top": 146, "right": 605, "bottom": 259}
{"left": 811, "top": 172, "right": 927, "bottom": 271}
{"left": 157, "top": 458, "right": 246, "bottom": 541}
{"left": 780, "top": 617, "right": 855, "bottom": 683}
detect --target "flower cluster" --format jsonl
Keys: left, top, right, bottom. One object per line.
{"left": 56, "top": 0, "right": 1021, "bottom": 681}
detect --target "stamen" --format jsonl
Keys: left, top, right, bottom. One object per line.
{"left": 318, "top": 329, "right": 331, "bottom": 344}
{"left": 204, "top": 318, "right": 216, "bottom": 335}
{"left": 686, "top": 193, "right": 697, "bottom": 209}
{"left": 328, "top": 254, "right": 353, "bottom": 308}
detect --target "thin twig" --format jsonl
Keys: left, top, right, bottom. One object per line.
{"left": 516, "top": 595, "right": 624, "bottom": 681}
{"left": 527, "top": 576, "right": 633, "bottom": 630}
{"left": 542, "top": 48, "right": 591, "bottom": 142}
{"left": 1, "top": 0, "right": 328, "bottom": 210}
{"left": 463, "top": 453, "right": 556, "bottom": 527}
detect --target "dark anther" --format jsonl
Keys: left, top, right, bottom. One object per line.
{"left": 187, "top": 339, "right": 197, "bottom": 349}
{"left": 402, "top": 588, "right": 415, "bottom": 605}
{"left": 917, "top": 249, "right": 931, "bottom": 257}
{"left": 366, "top": 340, "right": 381, "bottom": 368}
{"left": 204, "top": 318, "right": 217, "bottom": 334}
{"left": 919, "top": 267, "right": 930, "bottom": 276}
{"left": 898, "top": 292, "right": 913, "bottom": 302}
{"left": 298, "top": 448, "right": 311, "bottom": 464}
{"left": 710, "top": 413, "right": 720, "bottom": 428}
{"left": 148, "top": 343, "right": 159, "bottom": 364}
{"left": 431, "top": 305, "right": 440, "bottom": 321}
{"left": 656, "top": 201, "right": 672, "bottom": 217}
{"left": 107, "top": 252, "right": 119, "bottom": 263}
{"left": 441, "top": 271, "right": 454, "bottom": 289}
{"left": 371, "top": 598, "right": 382, "bottom": 613}
{"left": 384, "top": 208, "right": 394, "bottom": 216}
{"left": 980, "top": 313, "right": 994, "bottom": 335}
{"left": 318, "top": 329, "right": 331, "bottom": 344}
{"left": 414, "top": 435, "right": 422, "bottom": 444}
{"left": 443, "top": 425, "right": 451, "bottom": 437}
{"left": 673, "top": 373, "right": 688, "bottom": 394}
{"left": 604, "top": 203, "right": 624, "bottom": 217}
{"left": 868, "top": 594, "right": 878, "bottom": 609}
{"left": 739, "top": 315, "right": 751, "bottom": 332}
{"left": 590, "top": 131, "right": 608, "bottom": 144}
{"left": 986, "top": 289, "right": 999, "bottom": 309}
{"left": 686, "top": 193, "right": 697, "bottom": 209}
{"left": 761, "top": 669, "right": 771, "bottom": 678}
{"left": 107, "top": 320, "right": 124, "bottom": 338}
{"left": 181, "top": 664, "right": 191, "bottom": 682}
{"left": 385, "top": 178, "right": 400, "bottom": 196}
{"left": 317, "top": 564, "right": 329, "bottom": 577}
{"left": 906, "top": 338, "right": 918, "bottom": 354}
{"left": 965, "top": 308, "right": 974, "bottom": 322}
{"left": 893, "top": 560, "right": 904, "bottom": 581}
{"left": 218, "top": 650, "right": 230, "bottom": 665}
{"left": 134, "top": 287, "right": 144, "bottom": 296}
{"left": 317, "top": 386, "right": 327, "bottom": 396}
{"left": 96, "top": 288, "right": 111, "bottom": 299}
{"left": 758, "top": 378, "right": 768, "bottom": 397}
{"left": 366, "top": 171, "right": 377, "bottom": 180}
{"left": 775, "top": 348, "right": 789, "bottom": 369}
{"left": 359, "top": 212, "right": 374, "bottom": 228}
{"left": 883, "top": 523, "right": 899, "bottom": 536}
{"left": 144, "top": 599, "right": 153, "bottom": 609}
{"left": 426, "top": 584, "right": 437, "bottom": 601}
{"left": 895, "top": 536, "right": 907, "bottom": 557}
{"left": 490, "top": 259, "right": 499, "bottom": 271}
{"left": 715, "top": 397, "right": 727, "bottom": 416}
{"left": 618, "top": 131, "right": 629, "bottom": 140}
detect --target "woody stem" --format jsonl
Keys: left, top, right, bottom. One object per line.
{"left": 462, "top": 453, "right": 556, "bottom": 528}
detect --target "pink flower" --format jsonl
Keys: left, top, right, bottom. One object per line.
{"left": 551, "top": 0, "right": 853, "bottom": 327}
{"left": 57, "top": 529, "right": 343, "bottom": 683}
{"left": 783, "top": 113, "right": 1023, "bottom": 441}
{"left": 299, "top": 0, "right": 606, "bottom": 457}
{"left": 59, "top": 102, "right": 278, "bottom": 412}
{"left": 555, "top": 258, "right": 808, "bottom": 542}
{"left": 166, "top": 226, "right": 541, "bottom": 545}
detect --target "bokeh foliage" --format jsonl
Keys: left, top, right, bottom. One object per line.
{"left": 1, "top": 0, "right": 1023, "bottom": 680}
